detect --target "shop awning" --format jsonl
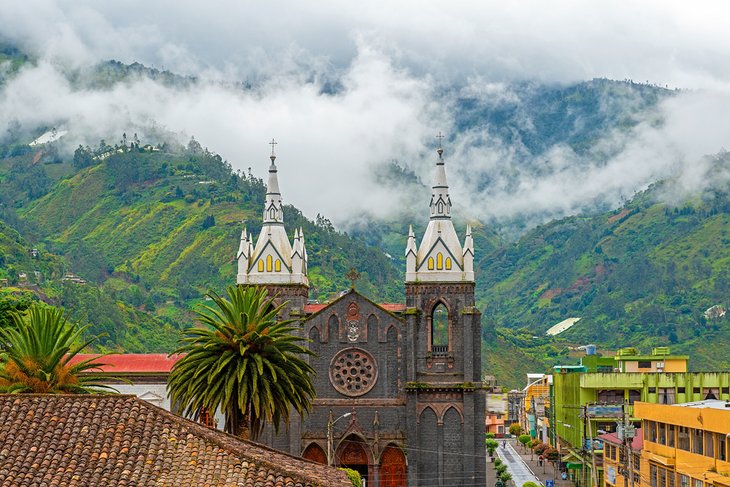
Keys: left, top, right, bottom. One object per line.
{"left": 566, "top": 462, "right": 584, "bottom": 470}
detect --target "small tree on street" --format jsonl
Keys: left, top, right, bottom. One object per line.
{"left": 487, "top": 439, "right": 499, "bottom": 458}
{"left": 518, "top": 434, "right": 532, "bottom": 451}
{"left": 509, "top": 423, "right": 523, "bottom": 436}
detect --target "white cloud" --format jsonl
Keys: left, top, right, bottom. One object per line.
{"left": 2, "top": 0, "right": 730, "bottom": 231}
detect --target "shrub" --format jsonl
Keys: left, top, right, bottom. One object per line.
{"left": 486, "top": 432, "right": 496, "bottom": 439}
{"left": 500, "top": 472, "right": 513, "bottom": 482}
{"left": 523, "top": 482, "right": 540, "bottom": 487}
{"left": 494, "top": 458, "right": 503, "bottom": 468}
{"left": 339, "top": 468, "right": 362, "bottom": 487}
{"left": 496, "top": 464, "right": 508, "bottom": 475}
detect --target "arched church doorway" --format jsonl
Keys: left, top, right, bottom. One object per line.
{"left": 379, "top": 445, "right": 406, "bottom": 487}
{"left": 337, "top": 436, "right": 370, "bottom": 484}
{"left": 302, "top": 443, "right": 327, "bottom": 464}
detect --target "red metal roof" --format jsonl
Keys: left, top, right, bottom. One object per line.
{"left": 598, "top": 429, "right": 643, "bottom": 451}
{"left": 68, "top": 354, "right": 182, "bottom": 374}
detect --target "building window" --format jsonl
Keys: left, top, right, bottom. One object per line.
{"left": 651, "top": 465, "right": 658, "bottom": 487}
{"left": 628, "top": 390, "right": 641, "bottom": 404}
{"left": 445, "top": 257, "right": 452, "bottom": 270}
{"left": 678, "top": 387, "right": 686, "bottom": 394}
{"left": 648, "top": 421, "right": 658, "bottom": 443}
{"left": 705, "top": 431, "right": 714, "bottom": 458}
{"left": 436, "top": 252, "right": 443, "bottom": 270}
{"left": 658, "top": 422, "right": 666, "bottom": 445}
{"left": 679, "top": 475, "right": 690, "bottom": 487}
{"left": 693, "top": 479, "right": 703, "bottom": 487}
{"left": 667, "top": 424, "right": 675, "bottom": 447}
{"left": 722, "top": 387, "right": 730, "bottom": 396}
{"left": 693, "top": 387, "right": 701, "bottom": 394}
{"left": 266, "top": 255, "right": 273, "bottom": 272}
{"left": 597, "top": 390, "right": 624, "bottom": 403}
{"left": 258, "top": 260, "right": 264, "bottom": 272}
{"left": 638, "top": 361, "right": 652, "bottom": 369}
{"left": 275, "top": 259, "right": 281, "bottom": 272}
{"left": 717, "top": 433, "right": 727, "bottom": 461}
{"left": 431, "top": 303, "right": 449, "bottom": 353}
{"left": 703, "top": 388, "right": 719, "bottom": 400}
{"left": 678, "top": 426, "right": 690, "bottom": 451}
{"left": 692, "top": 428, "right": 703, "bottom": 455}
{"left": 427, "top": 257, "right": 434, "bottom": 270}
{"left": 658, "top": 388, "right": 675, "bottom": 405}
{"left": 648, "top": 387, "right": 657, "bottom": 394}
{"left": 269, "top": 207, "right": 277, "bottom": 220}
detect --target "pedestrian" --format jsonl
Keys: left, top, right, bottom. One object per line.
{"left": 561, "top": 471, "right": 568, "bottom": 481}
{"left": 538, "top": 455, "right": 543, "bottom": 467}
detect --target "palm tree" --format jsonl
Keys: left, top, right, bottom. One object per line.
{"left": 168, "top": 285, "right": 316, "bottom": 440}
{"left": 0, "top": 304, "right": 112, "bottom": 394}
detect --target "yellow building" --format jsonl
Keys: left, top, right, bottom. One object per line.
{"left": 601, "top": 429, "right": 642, "bottom": 487}
{"left": 523, "top": 373, "right": 551, "bottom": 440}
{"left": 635, "top": 400, "right": 730, "bottom": 487}
{"left": 615, "top": 347, "right": 689, "bottom": 373}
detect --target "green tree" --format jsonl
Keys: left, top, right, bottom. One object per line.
{"left": 168, "top": 286, "right": 316, "bottom": 440}
{"left": 518, "top": 434, "right": 532, "bottom": 451}
{"left": 500, "top": 472, "right": 512, "bottom": 483}
{"left": 509, "top": 423, "right": 523, "bottom": 436}
{"left": 523, "top": 482, "right": 540, "bottom": 487}
{"left": 0, "top": 304, "right": 111, "bottom": 393}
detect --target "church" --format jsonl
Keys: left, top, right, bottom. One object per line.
{"left": 236, "top": 143, "right": 487, "bottom": 487}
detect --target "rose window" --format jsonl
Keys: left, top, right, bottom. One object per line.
{"left": 329, "top": 348, "right": 378, "bottom": 397}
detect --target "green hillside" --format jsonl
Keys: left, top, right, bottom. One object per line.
{"left": 477, "top": 154, "right": 730, "bottom": 380}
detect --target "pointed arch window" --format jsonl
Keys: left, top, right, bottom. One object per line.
{"left": 436, "top": 253, "right": 443, "bottom": 270}
{"left": 269, "top": 207, "right": 277, "bottom": 220}
{"left": 266, "top": 255, "right": 273, "bottom": 272}
{"left": 257, "top": 260, "right": 264, "bottom": 272}
{"left": 445, "top": 257, "right": 452, "bottom": 270}
{"left": 427, "top": 257, "right": 434, "bottom": 270}
{"left": 437, "top": 201, "right": 444, "bottom": 213}
{"left": 275, "top": 259, "right": 281, "bottom": 272}
{"left": 431, "top": 303, "right": 449, "bottom": 354}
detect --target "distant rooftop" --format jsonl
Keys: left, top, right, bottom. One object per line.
{"left": 672, "top": 399, "right": 730, "bottom": 410}
{"left": 68, "top": 353, "right": 182, "bottom": 374}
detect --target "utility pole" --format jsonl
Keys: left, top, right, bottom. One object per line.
{"left": 620, "top": 403, "right": 635, "bottom": 487}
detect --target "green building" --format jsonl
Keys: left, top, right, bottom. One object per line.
{"left": 553, "top": 362, "right": 730, "bottom": 487}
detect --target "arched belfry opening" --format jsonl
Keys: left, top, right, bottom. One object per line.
{"left": 431, "top": 303, "right": 449, "bottom": 355}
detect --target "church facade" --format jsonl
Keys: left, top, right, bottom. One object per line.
{"left": 236, "top": 145, "right": 486, "bottom": 487}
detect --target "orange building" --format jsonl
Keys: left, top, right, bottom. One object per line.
{"left": 635, "top": 400, "right": 730, "bottom": 487}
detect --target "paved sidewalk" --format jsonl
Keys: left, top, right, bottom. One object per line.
{"left": 497, "top": 442, "right": 541, "bottom": 486}
{"left": 506, "top": 440, "right": 574, "bottom": 487}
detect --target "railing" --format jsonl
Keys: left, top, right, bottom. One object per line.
{"left": 431, "top": 345, "right": 449, "bottom": 356}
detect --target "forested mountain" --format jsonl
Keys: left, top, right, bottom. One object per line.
{"left": 1, "top": 47, "right": 728, "bottom": 388}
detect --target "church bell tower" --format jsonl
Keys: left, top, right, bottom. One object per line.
{"left": 236, "top": 140, "right": 309, "bottom": 316}
{"left": 403, "top": 138, "right": 486, "bottom": 486}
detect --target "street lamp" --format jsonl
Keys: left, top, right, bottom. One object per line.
{"left": 327, "top": 410, "right": 353, "bottom": 466}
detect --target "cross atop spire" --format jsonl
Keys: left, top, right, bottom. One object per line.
{"left": 269, "top": 138, "right": 278, "bottom": 162}
{"left": 435, "top": 131, "right": 444, "bottom": 158}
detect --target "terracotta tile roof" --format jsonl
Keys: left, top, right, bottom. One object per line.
{"left": 304, "top": 302, "right": 405, "bottom": 314}
{"left": 67, "top": 353, "right": 182, "bottom": 374}
{"left": 304, "top": 303, "right": 328, "bottom": 313}
{"left": 0, "top": 394, "right": 351, "bottom": 487}
{"left": 379, "top": 303, "right": 406, "bottom": 312}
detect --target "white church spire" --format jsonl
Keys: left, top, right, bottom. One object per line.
{"left": 406, "top": 135, "right": 473, "bottom": 283}
{"left": 236, "top": 140, "right": 308, "bottom": 287}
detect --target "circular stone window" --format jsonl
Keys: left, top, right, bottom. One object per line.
{"left": 329, "top": 348, "right": 378, "bottom": 397}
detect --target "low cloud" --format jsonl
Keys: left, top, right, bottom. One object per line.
{"left": 2, "top": 1, "right": 730, "bottom": 232}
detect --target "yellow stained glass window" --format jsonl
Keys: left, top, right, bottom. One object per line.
{"left": 436, "top": 253, "right": 443, "bottom": 270}
{"left": 258, "top": 260, "right": 264, "bottom": 272}
{"left": 445, "top": 257, "right": 452, "bottom": 270}
{"left": 428, "top": 257, "right": 434, "bottom": 270}
{"left": 275, "top": 259, "right": 281, "bottom": 272}
{"left": 266, "top": 255, "right": 273, "bottom": 272}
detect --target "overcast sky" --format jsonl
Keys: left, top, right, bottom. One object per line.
{"left": 2, "top": 0, "right": 730, "bottom": 228}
